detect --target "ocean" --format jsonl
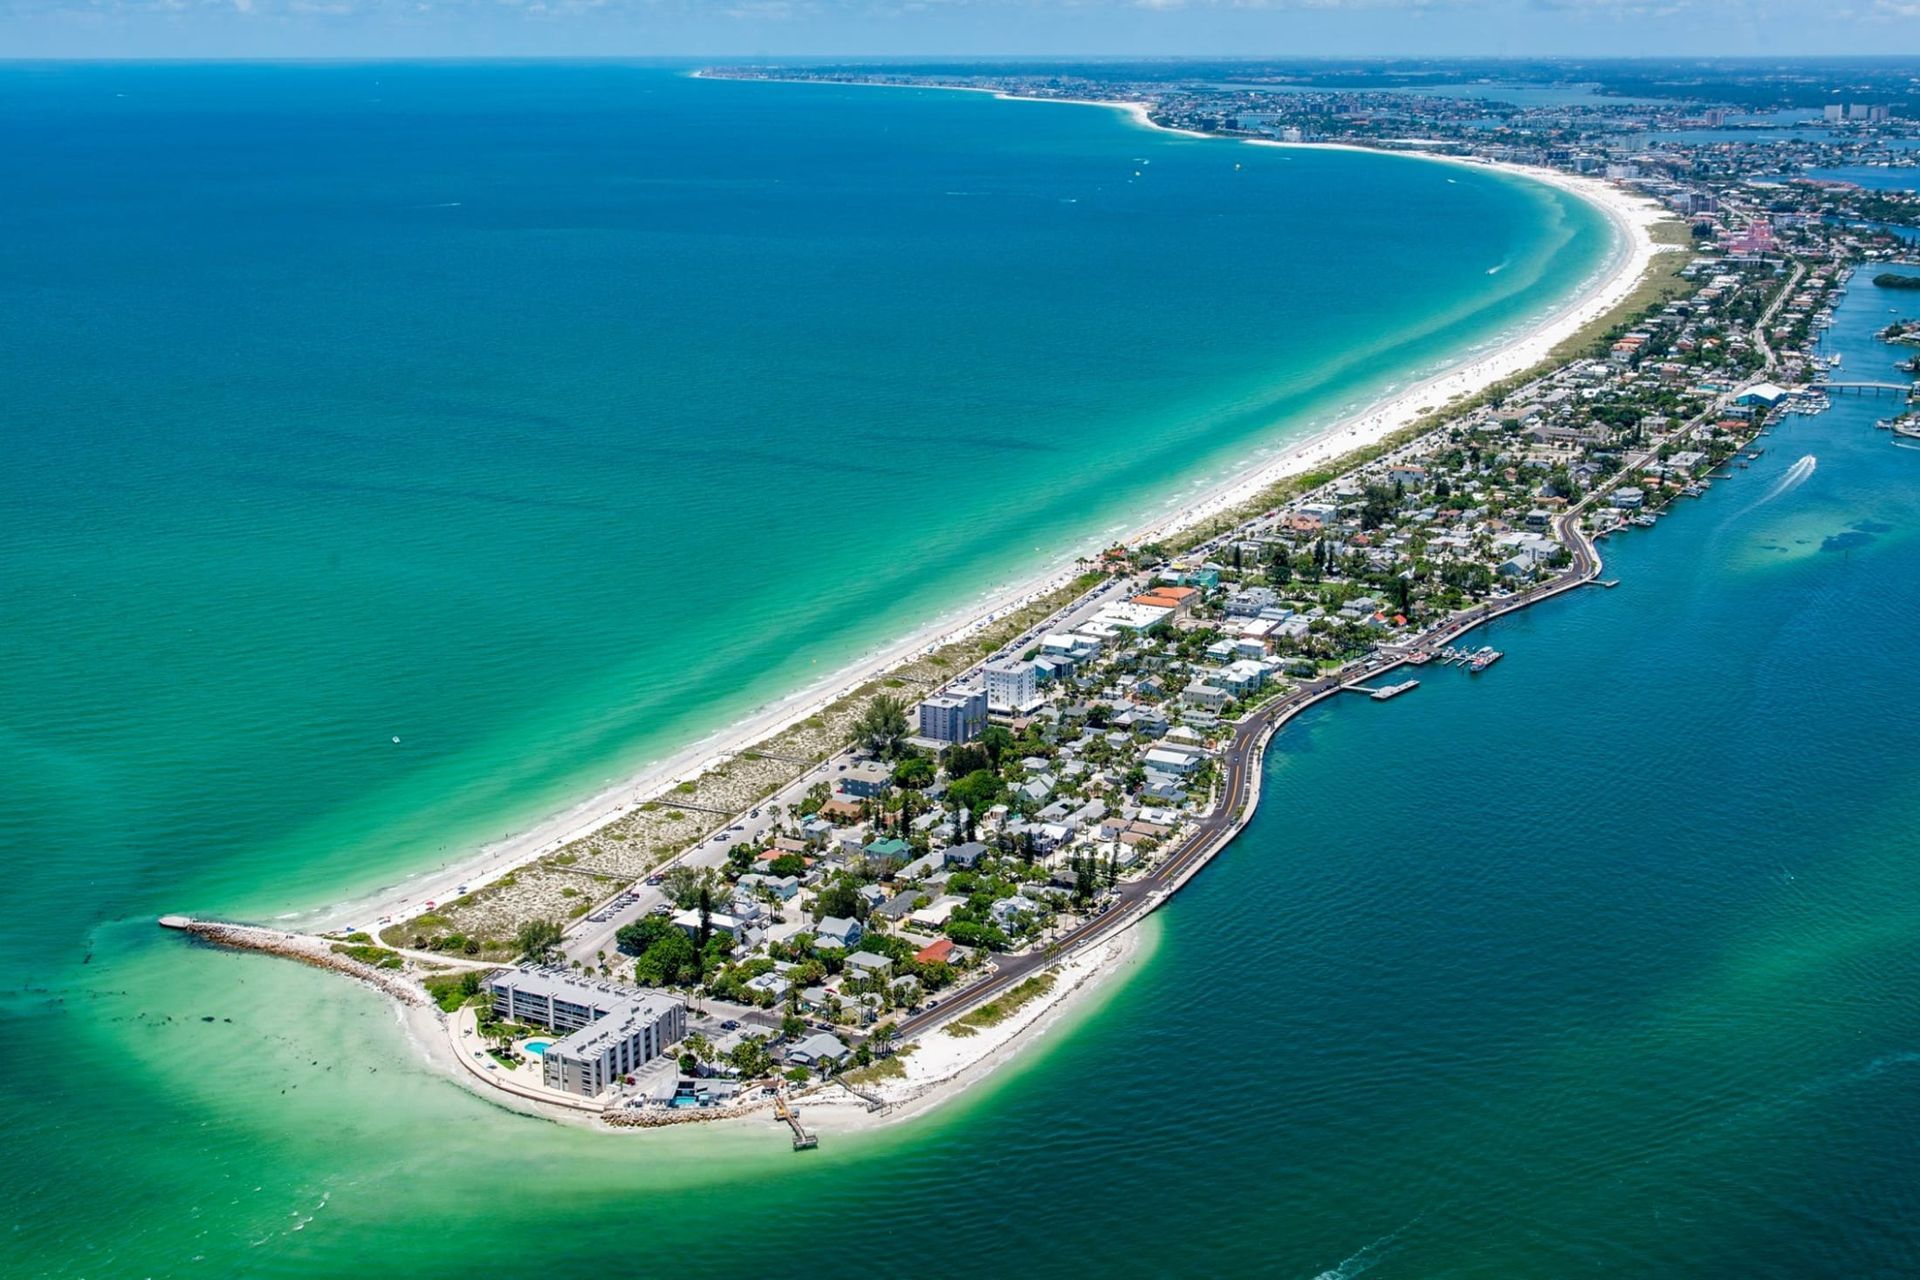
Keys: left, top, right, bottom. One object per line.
{"left": 28, "top": 60, "right": 1917, "bottom": 1280}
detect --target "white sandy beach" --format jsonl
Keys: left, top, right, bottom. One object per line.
{"left": 293, "top": 90, "right": 1671, "bottom": 1139}
{"left": 392, "top": 914, "right": 1149, "bottom": 1138}
{"left": 310, "top": 87, "right": 1665, "bottom": 944}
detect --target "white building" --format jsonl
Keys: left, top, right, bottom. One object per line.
{"left": 984, "top": 658, "right": 1042, "bottom": 712}
{"left": 486, "top": 968, "right": 686, "bottom": 1098}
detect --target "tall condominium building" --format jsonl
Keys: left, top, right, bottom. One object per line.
{"left": 917, "top": 684, "right": 988, "bottom": 743}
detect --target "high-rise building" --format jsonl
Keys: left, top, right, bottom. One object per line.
{"left": 984, "top": 659, "right": 1041, "bottom": 713}
{"left": 918, "top": 684, "right": 987, "bottom": 743}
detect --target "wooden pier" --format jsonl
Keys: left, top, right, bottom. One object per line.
{"left": 774, "top": 1092, "right": 817, "bottom": 1150}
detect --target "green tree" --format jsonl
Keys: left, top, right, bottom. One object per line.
{"left": 633, "top": 930, "right": 698, "bottom": 987}
{"left": 813, "top": 877, "right": 865, "bottom": 923}
{"left": 615, "top": 915, "right": 673, "bottom": 956}
{"left": 855, "top": 694, "right": 911, "bottom": 759}
{"left": 948, "top": 769, "right": 1004, "bottom": 841}
{"left": 892, "top": 755, "right": 935, "bottom": 789}
{"left": 514, "top": 918, "right": 563, "bottom": 962}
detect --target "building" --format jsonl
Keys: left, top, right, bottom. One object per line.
{"left": 1130, "top": 584, "right": 1200, "bottom": 618}
{"left": 785, "top": 1032, "right": 849, "bottom": 1070}
{"left": 1090, "top": 602, "right": 1175, "bottom": 633}
{"left": 984, "top": 658, "right": 1041, "bottom": 713}
{"left": 839, "top": 758, "right": 893, "bottom": 798}
{"left": 485, "top": 968, "right": 686, "bottom": 1098}
{"left": 918, "top": 684, "right": 988, "bottom": 743}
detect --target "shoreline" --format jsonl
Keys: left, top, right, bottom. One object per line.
{"left": 305, "top": 83, "right": 1663, "bottom": 941}
{"left": 173, "top": 78, "right": 1681, "bottom": 1145}
{"left": 383, "top": 919, "right": 1152, "bottom": 1137}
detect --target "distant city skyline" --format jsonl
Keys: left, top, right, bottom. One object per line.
{"left": 4, "top": 0, "right": 1919, "bottom": 62}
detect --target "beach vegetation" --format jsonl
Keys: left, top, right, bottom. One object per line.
{"left": 423, "top": 970, "right": 485, "bottom": 1013}
{"left": 842, "top": 1054, "right": 906, "bottom": 1085}
{"left": 514, "top": 918, "right": 564, "bottom": 962}
{"left": 950, "top": 972, "right": 1057, "bottom": 1034}
{"left": 330, "top": 943, "right": 405, "bottom": 970}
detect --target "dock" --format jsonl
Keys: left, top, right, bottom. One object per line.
{"left": 774, "top": 1092, "right": 817, "bottom": 1150}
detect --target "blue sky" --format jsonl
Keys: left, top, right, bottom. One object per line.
{"left": 2, "top": 0, "right": 1915, "bottom": 61}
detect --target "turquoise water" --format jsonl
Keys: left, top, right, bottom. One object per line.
{"left": 524, "top": 1040, "right": 549, "bottom": 1057}
{"left": 9, "top": 266, "right": 1915, "bottom": 1279}
{"left": 0, "top": 63, "right": 1610, "bottom": 936}
{"left": 42, "top": 61, "right": 1920, "bottom": 1280}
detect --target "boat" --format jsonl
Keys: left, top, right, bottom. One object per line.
{"left": 1469, "top": 648, "right": 1503, "bottom": 674}
{"left": 1407, "top": 650, "right": 1434, "bottom": 666}
{"left": 1631, "top": 514, "right": 1658, "bottom": 528}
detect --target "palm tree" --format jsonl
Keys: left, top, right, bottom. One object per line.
{"left": 855, "top": 695, "right": 910, "bottom": 759}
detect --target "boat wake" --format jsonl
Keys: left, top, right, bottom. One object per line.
{"left": 1308, "top": 1218, "right": 1420, "bottom": 1280}
{"left": 1737, "top": 453, "right": 1817, "bottom": 517}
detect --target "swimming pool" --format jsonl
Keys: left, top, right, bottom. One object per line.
{"left": 523, "top": 1040, "right": 550, "bottom": 1057}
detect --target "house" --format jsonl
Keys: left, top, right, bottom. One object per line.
{"left": 897, "top": 850, "right": 945, "bottom": 881}
{"left": 1130, "top": 584, "right": 1200, "bottom": 618}
{"left": 909, "top": 895, "right": 966, "bottom": 929}
{"left": 814, "top": 916, "right": 864, "bottom": 950}
{"left": 818, "top": 797, "right": 865, "bottom": 823}
{"left": 864, "top": 836, "right": 911, "bottom": 864}
{"left": 1143, "top": 747, "right": 1202, "bottom": 776}
{"left": 1183, "top": 682, "right": 1232, "bottom": 712}
{"left": 736, "top": 872, "right": 784, "bottom": 901}
{"left": 1611, "top": 486, "right": 1647, "bottom": 510}
{"left": 913, "top": 938, "right": 958, "bottom": 966}
{"left": 839, "top": 759, "right": 893, "bottom": 799}
{"left": 671, "top": 909, "right": 745, "bottom": 940}
{"left": 1215, "top": 660, "right": 1267, "bottom": 697}
{"left": 745, "top": 971, "right": 791, "bottom": 1001}
{"left": 988, "top": 897, "right": 1030, "bottom": 933}
{"left": 943, "top": 841, "right": 989, "bottom": 869}
{"left": 844, "top": 950, "right": 892, "bottom": 981}
{"left": 873, "top": 890, "right": 920, "bottom": 922}
{"left": 785, "top": 1032, "right": 849, "bottom": 1070}
{"left": 1090, "top": 602, "right": 1175, "bottom": 633}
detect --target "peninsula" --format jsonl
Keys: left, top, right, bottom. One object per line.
{"left": 164, "top": 69, "right": 1918, "bottom": 1144}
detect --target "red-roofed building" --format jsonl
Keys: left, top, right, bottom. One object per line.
{"left": 914, "top": 939, "right": 957, "bottom": 966}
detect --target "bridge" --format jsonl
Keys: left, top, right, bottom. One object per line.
{"left": 1811, "top": 379, "right": 1915, "bottom": 398}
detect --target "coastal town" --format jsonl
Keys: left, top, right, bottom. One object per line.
{"left": 165, "top": 66, "right": 1920, "bottom": 1144}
